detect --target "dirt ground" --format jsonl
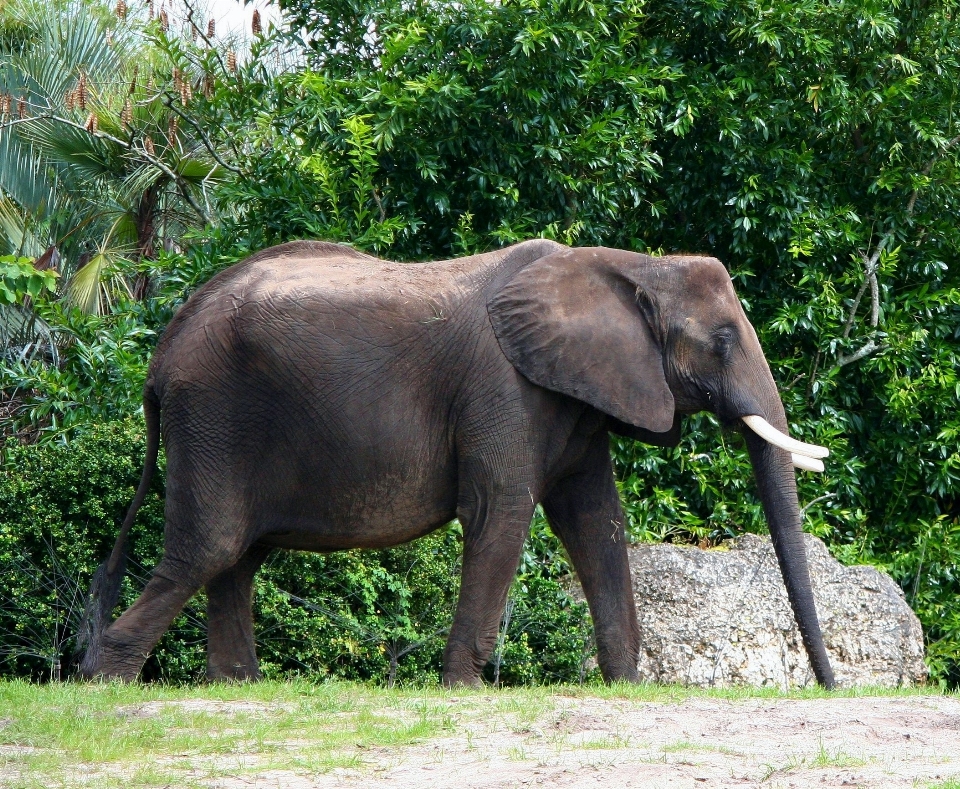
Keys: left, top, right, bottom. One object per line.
{"left": 198, "top": 694, "right": 960, "bottom": 789}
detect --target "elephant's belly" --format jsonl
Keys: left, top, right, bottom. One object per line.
{"left": 255, "top": 468, "right": 460, "bottom": 551}
{"left": 258, "top": 513, "right": 457, "bottom": 552}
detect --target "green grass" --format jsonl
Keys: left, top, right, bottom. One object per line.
{"left": 758, "top": 737, "right": 869, "bottom": 782}
{"left": 0, "top": 680, "right": 455, "bottom": 788}
{"left": 661, "top": 739, "right": 744, "bottom": 757}
{"left": 0, "top": 680, "right": 953, "bottom": 788}
{"left": 575, "top": 679, "right": 945, "bottom": 702}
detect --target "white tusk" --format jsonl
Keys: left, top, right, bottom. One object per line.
{"left": 792, "top": 453, "right": 824, "bottom": 473}
{"left": 742, "top": 414, "right": 829, "bottom": 459}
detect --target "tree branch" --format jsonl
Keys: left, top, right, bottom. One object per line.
{"left": 841, "top": 239, "right": 886, "bottom": 340}
{"left": 800, "top": 493, "right": 837, "bottom": 520}
{"left": 160, "top": 93, "right": 242, "bottom": 174}
{"left": 836, "top": 339, "right": 877, "bottom": 369}
{"left": 833, "top": 134, "right": 960, "bottom": 370}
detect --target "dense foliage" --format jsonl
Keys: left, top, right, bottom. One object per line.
{"left": 0, "top": 422, "right": 593, "bottom": 683}
{"left": 1, "top": 0, "right": 958, "bottom": 684}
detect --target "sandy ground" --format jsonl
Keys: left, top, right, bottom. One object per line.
{"left": 195, "top": 694, "right": 960, "bottom": 789}
{"left": 5, "top": 694, "right": 959, "bottom": 788}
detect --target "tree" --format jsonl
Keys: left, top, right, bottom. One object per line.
{"left": 0, "top": 0, "right": 223, "bottom": 314}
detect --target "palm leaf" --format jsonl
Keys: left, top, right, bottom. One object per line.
{"left": 0, "top": 303, "right": 58, "bottom": 364}
{"left": 63, "top": 215, "right": 134, "bottom": 314}
{"left": 17, "top": 117, "right": 127, "bottom": 182}
{"left": 0, "top": 128, "right": 54, "bottom": 220}
{"left": 8, "top": 1, "right": 127, "bottom": 103}
{"left": 65, "top": 251, "right": 112, "bottom": 314}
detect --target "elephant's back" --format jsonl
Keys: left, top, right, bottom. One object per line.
{"left": 210, "top": 239, "right": 542, "bottom": 308}
{"left": 176, "top": 236, "right": 566, "bottom": 310}
{"left": 150, "top": 238, "right": 564, "bottom": 385}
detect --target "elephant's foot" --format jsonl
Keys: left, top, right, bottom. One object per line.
{"left": 206, "top": 658, "right": 262, "bottom": 683}
{"left": 79, "top": 569, "right": 200, "bottom": 682}
{"left": 78, "top": 633, "right": 149, "bottom": 682}
{"left": 78, "top": 667, "right": 140, "bottom": 682}
{"left": 205, "top": 624, "right": 263, "bottom": 683}
{"left": 204, "top": 545, "right": 272, "bottom": 685}
{"left": 596, "top": 642, "right": 640, "bottom": 684}
{"left": 441, "top": 642, "right": 491, "bottom": 688}
{"left": 441, "top": 671, "right": 484, "bottom": 689}
{"left": 599, "top": 663, "right": 639, "bottom": 684}
{"left": 206, "top": 666, "right": 262, "bottom": 683}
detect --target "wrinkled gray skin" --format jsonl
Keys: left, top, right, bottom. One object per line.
{"left": 79, "top": 240, "right": 834, "bottom": 688}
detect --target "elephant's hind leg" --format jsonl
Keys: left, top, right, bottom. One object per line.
{"left": 91, "top": 557, "right": 207, "bottom": 681}
{"left": 205, "top": 544, "right": 273, "bottom": 682}
{"left": 542, "top": 434, "right": 640, "bottom": 683}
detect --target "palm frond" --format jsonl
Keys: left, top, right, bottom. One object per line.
{"left": 175, "top": 155, "right": 221, "bottom": 183}
{"left": 16, "top": 117, "right": 127, "bottom": 182}
{"left": 8, "top": 1, "right": 128, "bottom": 104}
{"left": 64, "top": 217, "right": 134, "bottom": 314}
{"left": 0, "top": 193, "right": 45, "bottom": 256}
{"left": 0, "top": 303, "right": 58, "bottom": 364}
{"left": 65, "top": 251, "right": 111, "bottom": 314}
{"left": 0, "top": 128, "right": 54, "bottom": 219}
{"left": 0, "top": 194, "right": 27, "bottom": 255}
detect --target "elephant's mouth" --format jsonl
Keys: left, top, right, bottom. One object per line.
{"left": 741, "top": 414, "right": 829, "bottom": 473}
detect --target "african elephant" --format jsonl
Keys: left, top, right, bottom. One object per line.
{"left": 78, "top": 239, "right": 834, "bottom": 688}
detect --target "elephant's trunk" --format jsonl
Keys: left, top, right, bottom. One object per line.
{"left": 741, "top": 395, "right": 836, "bottom": 689}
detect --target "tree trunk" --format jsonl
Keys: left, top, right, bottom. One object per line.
{"left": 132, "top": 184, "right": 159, "bottom": 300}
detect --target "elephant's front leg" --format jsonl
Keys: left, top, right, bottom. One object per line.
{"left": 205, "top": 544, "right": 273, "bottom": 682}
{"left": 444, "top": 489, "right": 534, "bottom": 687}
{"left": 542, "top": 435, "right": 640, "bottom": 682}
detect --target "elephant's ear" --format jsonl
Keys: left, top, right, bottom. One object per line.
{"left": 488, "top": 248, "right": 675, "bottom": 432}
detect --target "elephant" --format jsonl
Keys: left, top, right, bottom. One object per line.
{"left": 78, "top": 238, "right": 835, "bottom": 688}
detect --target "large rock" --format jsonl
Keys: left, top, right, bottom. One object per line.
{"left": 627, "top": 533, "right": 926, "bottom": 688}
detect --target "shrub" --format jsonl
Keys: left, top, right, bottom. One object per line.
{"left": 0, "top": 420, "right": 593, "bottom": 684}
{"left": 0, "top": 419, "right": 166, "bottom": 680}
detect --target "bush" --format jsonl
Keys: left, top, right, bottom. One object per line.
{"left": 0, "top": 420, "right": 594, "bottom": 684}
{"left": 0, "top": 420, "right": 166, "bottom": 680}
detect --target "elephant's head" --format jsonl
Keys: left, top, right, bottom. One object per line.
{"left": 488, "top": 246, "right": 835, "bottom": 688}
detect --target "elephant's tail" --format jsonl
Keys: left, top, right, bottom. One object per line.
{"left": 76, "top": 388, "right": 161, "bottom": 676}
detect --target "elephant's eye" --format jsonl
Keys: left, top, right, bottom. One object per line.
{"left": 712, "top": 328, "right": 735, "bottom": 359}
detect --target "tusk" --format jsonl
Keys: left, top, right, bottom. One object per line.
{"left": 792, "top": 453, "right": 824, "bottom": 473}
{"left": 742, "top": 415, "right": 829, "bottom": 459}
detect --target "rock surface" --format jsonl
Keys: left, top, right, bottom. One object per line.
{"left": 628, "top": 533, "right": 926, "bottom": 688}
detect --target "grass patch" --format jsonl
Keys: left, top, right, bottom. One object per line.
{"left": 662, "top": 739, "right": 744, "bottom": 757}
{"left": 572, "top": 733, "right": 633, "bottom": 750}
{"left": 810, "top": 741, "right": 867, "bottom": 770}
{"left": 574, "top": 679, "right": 947, "bottom": 703}
{"left": 0, "top": 679, "right": 952, "bottom": 788}
{"left": 0, "top": 680, "right": 455, "bottom": 788}
{"left": 759, "top": 739, "right": 868, "bottom": 783}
